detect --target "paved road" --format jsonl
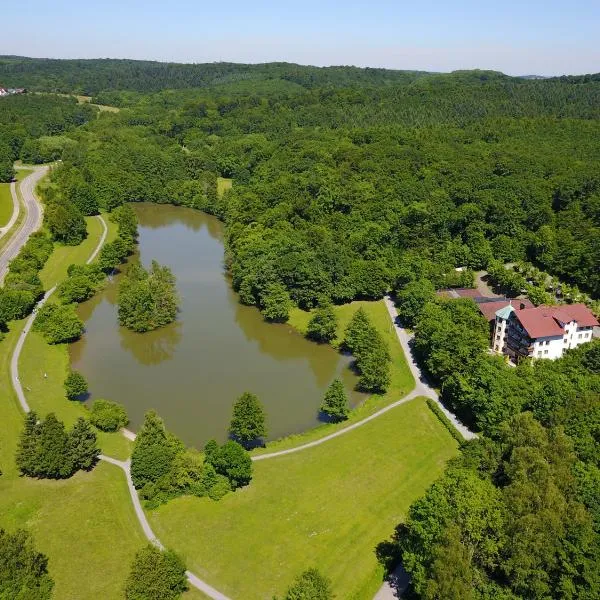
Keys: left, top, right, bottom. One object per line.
{"left": 373, "top": 297, "right": 477, "bottom": 600}
{"left": 0, "top": 166, "right": 48, "bottom": 283}
{"left": 11, "top": 214, "right": 107, "bottom": 414}
{"left": 0, "top": 180, "right": 20, "bottom": 238}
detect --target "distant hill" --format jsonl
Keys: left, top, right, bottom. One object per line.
{"left": 0, "top": 56, "right": 433, "bottom": 95}
{"left": 519, "top": 74, "right": 549, "bottom": 79}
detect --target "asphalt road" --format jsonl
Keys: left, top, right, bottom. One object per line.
{"left": 0, "top": 166, "right": 48, "bottom": 283}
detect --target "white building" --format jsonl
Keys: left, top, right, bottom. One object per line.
{"left": 493, "top": 303, "right": 598, "bottom": 361}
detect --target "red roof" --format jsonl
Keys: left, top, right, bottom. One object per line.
{"left": 477, "top": 299, "right": 533, "bottom": 323}
{"left": 514, "top": 303, "right": 599, "bottom": 339}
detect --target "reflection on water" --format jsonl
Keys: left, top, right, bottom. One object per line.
{"left": 70, "top": 203, "right": 363, "bottom": 447}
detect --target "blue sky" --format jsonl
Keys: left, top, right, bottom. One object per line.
{"left": 1, "top": 1, "right": 598, "bottom": 75}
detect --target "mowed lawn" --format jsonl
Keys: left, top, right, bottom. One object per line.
{"left": 216, "top": 176, "right": 232, "bottom": 197}
{"left": 256, "top": 300, "right": 414, "bottom": 454}
{"left": 150, "top": 397, "right": 458, "bottom": 600}
{"left": 0, "top": 213, "right": 148, "bottom": 598}
{"left": 0, "top": 181, "right": 13, "bottom": 227}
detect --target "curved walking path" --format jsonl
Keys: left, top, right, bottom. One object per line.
{"left": 11, "top": 214, "right": 107, "bottom": 413}
{"left": 0, "top": 180, "right": 20, "bottom": 238}
{"left": 0, "top": 166, "right": 48, "bottom": 283}
{"left": 99, "top": 455, "right": 232, "bottom": 600}
{"left": 7, "top": 211, "right": 228, "bottom": 599}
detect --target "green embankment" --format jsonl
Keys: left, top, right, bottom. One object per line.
{"left": 0, "top": 215, "right": 146, "bottom": 599}
{"left": 253, "top": 300, "right": 414, "bottom": 454}
{"left": 0, "top": 181, "right": 13, "bottom": 227}
{"left": 150, "top": 397, "right": 458, "bottom": 600}
{"left": 146, "top": 300, "right": 454, "bottom": 600}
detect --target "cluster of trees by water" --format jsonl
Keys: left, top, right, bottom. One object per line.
{"left": 2, "top": 58, "right": 600, "bottom": 598}
{"left": 389, "top": 286, "right": 600, "bottom": 599}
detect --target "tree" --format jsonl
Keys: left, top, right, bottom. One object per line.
{"left": 320, "top": 379, "right": 349, "bottom": 421}
{"left": 306, "top": 302, "right": 338, "bottom": 343}
{"left": 357, "top": 338, "right": 391, "bottom": 393}
{"left": 34, "top": 413, "right": 73, "bottom": 479}
{"left": 260, "top": 282, "right": 291, "bottom": 322}
{"left": 44, "top": 198, "right": 87, "bottom": 245}
{"left": 395, "top": 279, "right": 436, "bottom": 327}
{"left": 64, "top": 370, "right": 88, "bottom": 400}
{"left": 131, "top": 411, "right": 179, "bottom": 488}
{"left": 125, "top": 544, "right": 187, "bottom": 600}
{"left": 0, "top": 529, "right": 54, "bottom": 599}
{"left": 118, "top": 261, "right": 179, "bottom": 332}
{"left": 68, "top": 417, "right": 99, "bottom": 471}
{"left": 342, "top": 307, "right": 373, "bottom": 358}
{"left": 32, "top": 303, "right": 84, "bottom": 344}
{"left": 284, "top": 568, "right": 333, "bottom": 600}
{"left": 229, "top": 392, "right": 267, "bottom": 447}
{"left": 16, "top": 410, "right": 39, "bottom": 476}
{"left": 206, "top": 440, "right": 252, "bottom": 489}
{"left": 89, "top": 399, "right": 129, "bottom": 432}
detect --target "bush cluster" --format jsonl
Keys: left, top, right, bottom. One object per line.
{"left": 16, "top": 412, "right": 99, "bottom": 479}
{"left": 131, "top": 411, "right": 252, "bottom": 508}
{"left": 89, "top": 399, "right": 129, "bottom": 432}
{"left": 57, "top": 263, "right": 105, "bottom": 303}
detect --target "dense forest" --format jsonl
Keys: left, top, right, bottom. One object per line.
{"left": 1, "top": 57, "right": 600, "bottom": 598}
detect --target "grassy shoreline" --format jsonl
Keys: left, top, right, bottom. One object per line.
{"left": 0, "top": 214, "right": 146, "bottom": 598}
{"left": 252, "top": 299, "right": 415, "bottom": 455}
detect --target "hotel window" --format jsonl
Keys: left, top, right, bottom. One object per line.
{"left": 578, "top": 333, "right": 583, "bottom": 339}
{"left": 537, "top": 351, "right": 542, "bottom": 357}
{"left": 544, "top": 349, "right": 548, "bottom": 355}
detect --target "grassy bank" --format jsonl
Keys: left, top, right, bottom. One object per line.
{"left": 0, "top": 180, "right": 13, "bottom": 227}
{"left": 251, "top": 300, "right": 415, "bottom": 454}
{"left": 0, "top": 213, "right": 149, "bottom": 598}
{"left": 150, "top": 397, "right": 458, "bottom": 599}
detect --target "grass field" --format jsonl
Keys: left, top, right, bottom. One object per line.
{"left": 150, "top": 397, "right": 458, "bottom": 599}
{"left": 0, "top": 212, "right": 152, "bottom": 598}
{"left": 216, "top": 177, "right": 232, "bottom": 197}
{"left": 253, "top": 300, "right": 414, "bottom": 454}
{"left": 0, "top": 181, "right": 13, "bottom": 227}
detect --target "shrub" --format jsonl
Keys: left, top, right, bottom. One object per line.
{"left": 64, "top": 371, "right": 88, "bottom": 400}
{"left": 89, "top": 399, "right": 129, "bottom": 432}
{"left": 125, "top": 544, "right": 187, "bottom": 600}
{"left": 206, "top": 440, "right": 252, "bottom": 489}
{"left": 306, "top": 302, "right": 338, "bottom": 343}
{"left": 284, "top": 568, "right": 333, "bottom": 600}
{"left": 207, "top": 474, "right": 232, "bottom": 501}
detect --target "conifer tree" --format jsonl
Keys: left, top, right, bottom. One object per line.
{"left": 131, "top": 411, "right": 177, "bottom": 488}
{"left": 35, "top": 413, "right": 73, "bottom": 479}
{"left": 229, "top": 392, "right": 267, "bottom": 447}
{"left": 68, "top": 417, "right": 99, "bottom": 471}
{"left": 320, "top": 379, "right": 349, "bottom": 421}
{"left": 343, "top": 307, "right": 374, "bottom": 358}
{"left": 16, "top": 411, "right": 40, "bottom": 476}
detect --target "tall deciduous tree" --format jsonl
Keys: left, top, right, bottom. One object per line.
{"left": 284, "top": 568, "right": 333, "bottom": 600}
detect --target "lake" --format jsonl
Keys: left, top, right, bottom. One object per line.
{"left": 70, "top": 203, "right": 362, "bottom": 447}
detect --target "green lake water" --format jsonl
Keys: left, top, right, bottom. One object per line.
{"left": 69, "top": 203, "right": 362, "bottom": 447}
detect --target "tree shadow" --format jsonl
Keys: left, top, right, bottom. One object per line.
{"left": 375, "top": 524, "right": 413, "bottom": 598}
